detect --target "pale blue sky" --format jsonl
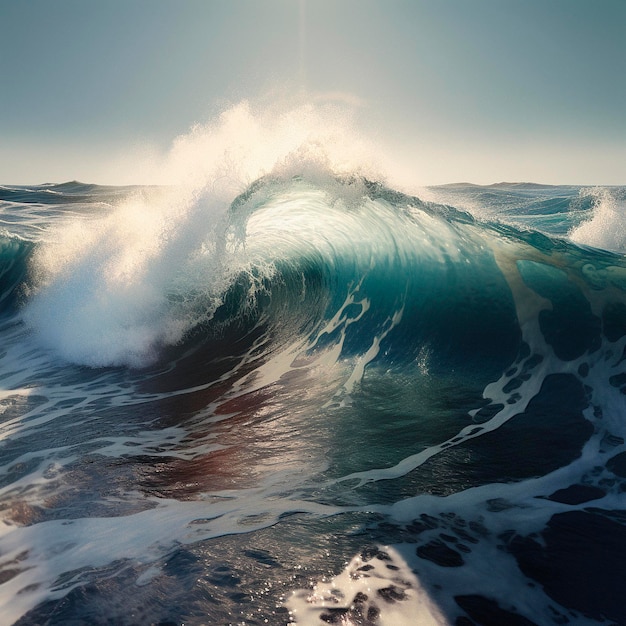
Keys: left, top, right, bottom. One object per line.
{"left": 1, "top": 0, "right": 624, "bottom": 184}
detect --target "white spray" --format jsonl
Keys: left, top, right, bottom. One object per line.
{"left": 23, "top": 100, "right": 381, "bottom": 367}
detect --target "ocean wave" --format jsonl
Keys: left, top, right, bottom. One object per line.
{"left": 1, "top": 106, "right": 626, "bottom": 623}
{"left": 10, "top": 172, "right": 626, "bottom": 376}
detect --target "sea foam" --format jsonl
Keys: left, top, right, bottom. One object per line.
{"left": 570, "top": 186, "right": 626, "bottom": 254}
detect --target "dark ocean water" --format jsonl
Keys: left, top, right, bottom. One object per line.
{"left": 1, "top": 175, "right": 626, "bottom": 625}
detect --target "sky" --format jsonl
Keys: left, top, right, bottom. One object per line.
{"left": 1, "top": 0, "right": 625, "bottom": 186}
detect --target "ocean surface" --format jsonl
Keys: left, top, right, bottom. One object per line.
{"left": 1, "top": 173, "right": 626, "bottom": 625}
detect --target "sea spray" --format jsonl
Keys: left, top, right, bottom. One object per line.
{"left": 570, "top": 186, "right": 626, "bottom": 253}
{"left": 22, "top": 100, "right": 381, "bottom": 368}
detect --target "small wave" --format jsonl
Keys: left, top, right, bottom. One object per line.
{"left": 0, "top": 235, "right": 33, "bottom": 314}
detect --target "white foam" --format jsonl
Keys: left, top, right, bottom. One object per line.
{"left": 570, "top": 187, "right": 626, "bottom": 253}
{"left": 286, "top": 546, "right": 447, "bottom": 626}
{"left": 0, "top": 487, "right": 339, "bottom": 624}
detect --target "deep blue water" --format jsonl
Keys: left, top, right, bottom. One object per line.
{"left": 0, "top": 177, "right": 625, "bottom": 625}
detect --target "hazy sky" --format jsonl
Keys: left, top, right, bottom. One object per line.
{"left": 1, "top": 0, "right": 625, "bottom": 185}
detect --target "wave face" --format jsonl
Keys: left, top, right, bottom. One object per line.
{"left": 1, "top": 173, "right": 626, "bottom": 625}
